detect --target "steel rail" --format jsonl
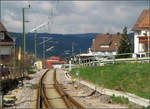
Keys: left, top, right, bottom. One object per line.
{"left": 36, "top": 69, "right": 84, "bottom": 109}
{"left": 54, "top": 69, "right": 84, "bottom": 109}
{"left": 36, "top": 69, "right": 52, "bottom": 109}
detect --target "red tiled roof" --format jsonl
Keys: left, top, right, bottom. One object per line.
{"left": 46, "top": 57, "right": 64, "bottom": 69}
{"left": 0, "top": 22, "right": 7, "bottom": 32}
{"left": 91, "top": 34, "right": 121, "bottom": 52}
{"left": 46, "top": 60, "right": 53, "bottom": 68}
{"left": 132, "top": 9, "right": 150, "bottom": 31}
{"left": 50, "top": 61, "right": 65, "bottom": 64}
{"left": 47, "top": 56, "right": 60, "bottom": 60}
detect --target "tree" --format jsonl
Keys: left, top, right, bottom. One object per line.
{"left": 117, "top": 27, "right": 131, "bottom": 58}
{"left": 130, "top": 38, "right": 134, "bottom": 53}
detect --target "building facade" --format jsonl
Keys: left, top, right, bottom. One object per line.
{"left": 90, "top": 34, "right": 121, "bottom": 57}
{"left": 132, "top": 9, "right": 150, "bottom": 58}
{"left": 0, "top": 22, "right": 14, "bottom": 65}
{"left": 46, "top": 56, "right": 64, "bottom": 69}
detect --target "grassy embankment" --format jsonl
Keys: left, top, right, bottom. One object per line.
{"left": 71, "top": 63, "right": 149, "bottom": 99}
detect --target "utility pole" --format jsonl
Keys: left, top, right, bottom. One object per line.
{"left": 22, "top": 5, "right": 30, "bottom": 78}
{"left": 93, "top": 39, "right": 96, "bottom": 66}
{"left": 34, "top": 31, "right": 37, "bottom": 60}
{"left": 28, "top": 22, "right": 49, "bottom": 61}
{"left": 12, "top": 37, "right": 16, "bottom": 68}
{"left": 80, "top": 49, "right": 81, "bottom": 54}
{"left": 43, "top": 38, "right": 45, "bottom": 61}
{"left": 41, "top": 37, "right": 48, "bottom": 68}
{"left": 23, "top": 8, "right": 25, "bottom": 54}
{"left": 72, "top": 42, "right": 74, "bottom": 56}
{"left": 0, "top": 1, "right": 2, "bottom": 107}
{"left": 72, "top": 42, "right": 74, "bottom": 64}
{"left": 0, "top": 0, "right": 1, "bottom": 22}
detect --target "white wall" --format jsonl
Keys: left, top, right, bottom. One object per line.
{"left": 34, "top": 61, "right": 43, "bottom": 70}
{"left": 52, "top": 64, "right": 63, "bottom": 69}
{"left": 0, "top": 46, "right": 12, "bottom": 55}
{"left": 92, "top": 51, "right": 116, "bottom": 56}
{"left": 134, "top": 32, "right": 139, "bottom": 53}
{"left": 47, "top": 59, "right": 59, "bottom": 61}
{"left": 134, "top": 29, "right": 150, "bottom": 54}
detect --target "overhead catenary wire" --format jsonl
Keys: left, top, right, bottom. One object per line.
{"left": 47, "top": 0, "right": 59, "bottom": 33}
{"left": 38, "top": 37, "right": 52, "bottom": 46}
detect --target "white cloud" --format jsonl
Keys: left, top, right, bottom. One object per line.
{"left": 72, "top": 1, "right": 97, "bottom": 13}
{"left": 3, "top": 15, "right": 22, "bottom": 32}
{"left": 1, "top": 1, "right": 148, "bottom": 34}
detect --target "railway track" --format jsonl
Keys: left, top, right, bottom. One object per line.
{"left": 36, "top": 69, "right": 84, "bottom": 109}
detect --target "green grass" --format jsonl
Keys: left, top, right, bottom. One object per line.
{"left": 111, "top": 94, "right": 129, "bottom": 104}
{"left": 28, "top": 69, "right": 36, "bottom": 74}
{"left": 71, "top": 63, "right": 150, "bottom": 99}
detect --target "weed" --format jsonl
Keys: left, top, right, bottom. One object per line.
{"left": 110, "top": 94, "right": 129, "bottom": 104}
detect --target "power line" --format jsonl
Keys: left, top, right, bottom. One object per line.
{"left": 47, "top": 0, "right": 59, "bottom": 33}
{"left": 38, "top": 37, "right": 52, "bottom": 46}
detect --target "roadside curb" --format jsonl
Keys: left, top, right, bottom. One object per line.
{"left": 80, "top": 80, "right": 149, "bottom": 107}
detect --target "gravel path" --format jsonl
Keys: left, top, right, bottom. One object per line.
{"left": 56, "top": 69, "right": 141, "bottom": 108}
{"left": 5, "top": 69, "right": 46, "bottom": 108}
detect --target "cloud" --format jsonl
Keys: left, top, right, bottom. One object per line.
{"left": 3, "top": 14, "right": 22, "bottom": 32}
{"left": 1, "top": 1, "right": 148, "bottom": 34}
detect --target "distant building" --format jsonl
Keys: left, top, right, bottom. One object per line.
{"left": 0, "top": 22, "right": 14, "bottom": 65}
{"left": 90, "top": 34, "right": 121, "bottom": 57}
{"left": 132, "top": 9, "right": 150, "bottom": 58}
{"left": 34, "top": 60, "right": 43, "bottom": 70}
{"left": 46, "top": 56, "right": 64, "bottom": 69}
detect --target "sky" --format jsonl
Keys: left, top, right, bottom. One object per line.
{"left": 1, "top": 1, "right": 149, "bottom": 34}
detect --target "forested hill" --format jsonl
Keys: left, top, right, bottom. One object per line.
{"left": 10, "top": 32, "right": 99, "bottom": 58}
{"left": 10, "top": 32, "right": 134, "bottom": 58}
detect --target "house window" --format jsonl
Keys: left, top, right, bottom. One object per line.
{"left": 143, "top": 31, "right": 147, "bottom": 36}
{"left": 137, "top": 31, "right": 141, "bottom": 35}
{"left": 101, "top": 44, "right": 109, "bottom": 48}
{"left": 0, "top": 33, "right": 4, "bottom": 40}
{"left": 136, "top": 54, "right": 140, "bottom": 58}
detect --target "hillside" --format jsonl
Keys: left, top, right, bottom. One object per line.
{"left": 10, "top": 32, "right": 99, "bottom": 58}
{"left": 10, "top": 32, "right": 134, "bottom": 58}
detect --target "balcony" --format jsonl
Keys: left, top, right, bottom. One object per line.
{"left": 138, "top": 36, "right": 150, "bottom": 44}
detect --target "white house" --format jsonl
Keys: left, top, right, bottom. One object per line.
{"left": 132, "top": 9, "right": 150, "bottom": 58}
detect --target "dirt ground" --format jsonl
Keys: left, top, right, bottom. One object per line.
{"left": 4, "top": 69, "right": 46, "bottom": 108}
